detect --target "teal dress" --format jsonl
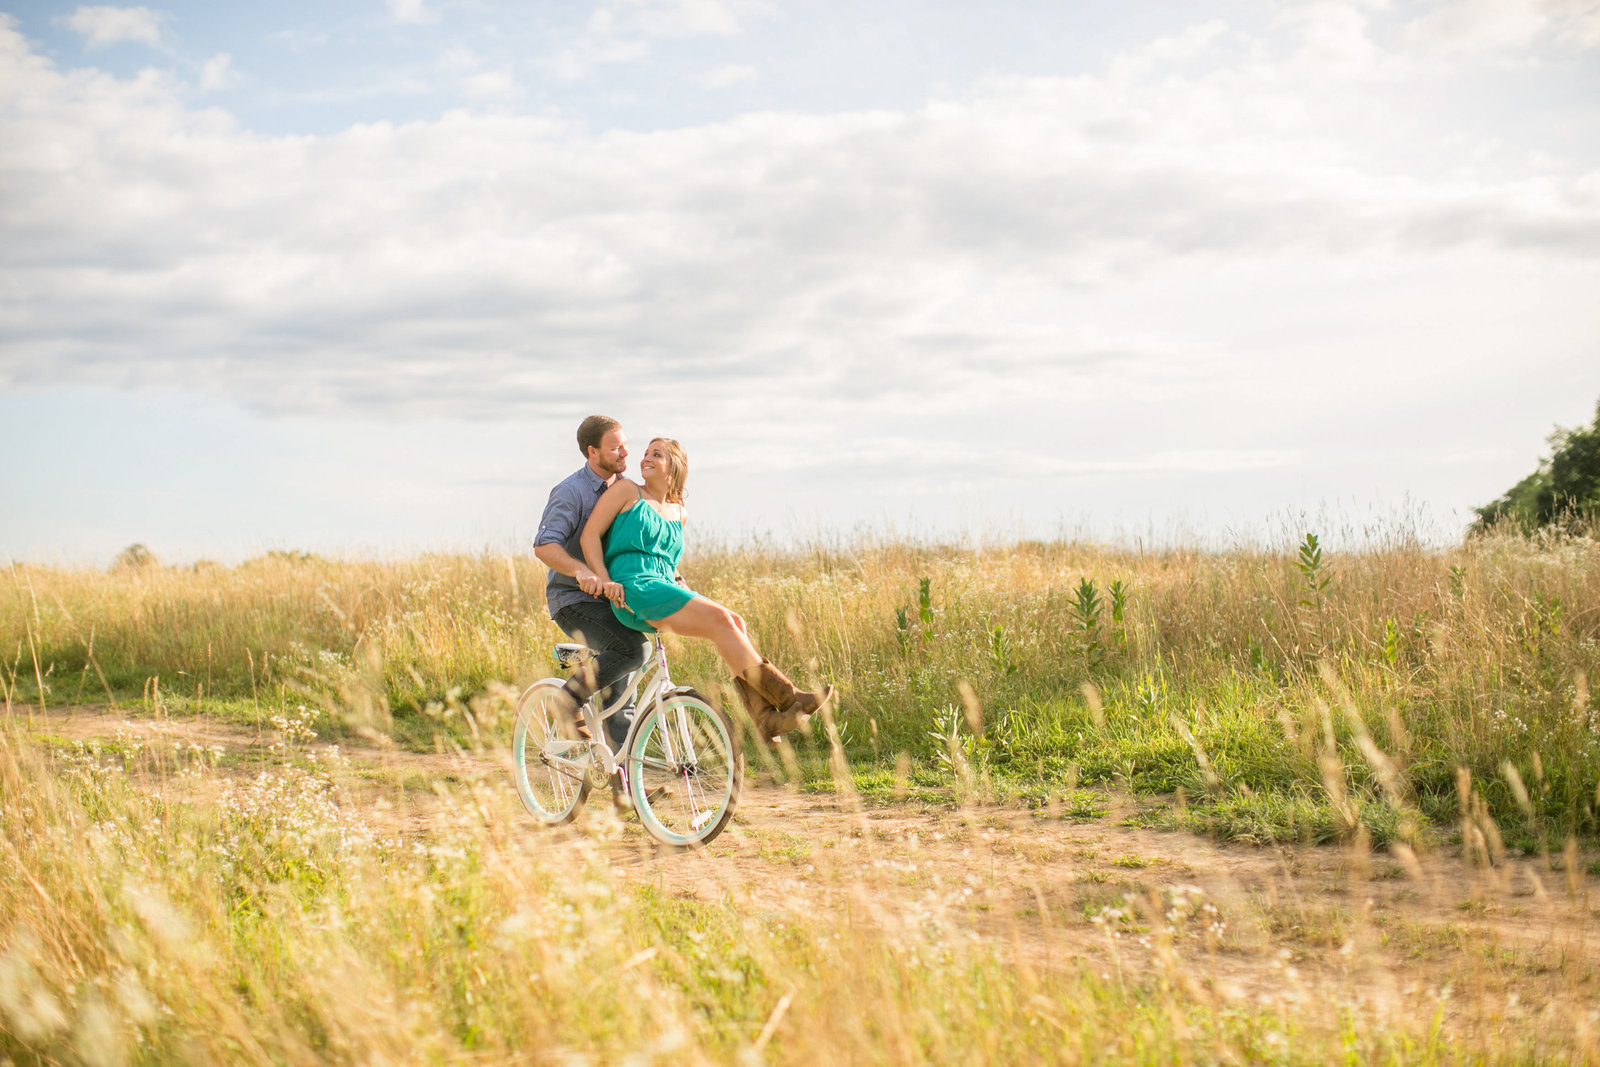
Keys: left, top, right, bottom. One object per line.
{"left": 603, "top": 500, "right": 696, "bottom": 633}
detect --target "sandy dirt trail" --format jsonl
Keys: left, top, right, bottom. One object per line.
{"left": 19, "top": 705, "right": 1600, "bottom": 1039}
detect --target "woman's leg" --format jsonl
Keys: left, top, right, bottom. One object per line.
{"left": 653, "top": 595, "right": 832, "bottom": 742}
{"left": 651, "top": 596, "right": 761, "bottom": 674}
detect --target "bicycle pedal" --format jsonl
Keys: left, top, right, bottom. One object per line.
{"left": 690, "top": 809, "right": 716, "bottom": 832}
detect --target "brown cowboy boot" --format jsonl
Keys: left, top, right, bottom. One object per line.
{"left": 731, "top": 675, "right": 784, "bottom": 744}
{"left": 738, "top": 659, "right": 833, "bottom": 740}
{"left": 756, "top": 702, "right": 811, "bottom": 743}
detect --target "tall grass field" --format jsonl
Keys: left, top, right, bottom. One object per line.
{"left": 3, "top": 528, "right": 1599, "bottom": 1062}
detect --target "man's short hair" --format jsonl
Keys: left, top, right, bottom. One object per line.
{"left": 577, "top": 415, "right": 621, "bottom": 457}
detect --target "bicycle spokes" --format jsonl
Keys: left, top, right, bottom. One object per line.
{"left": 512, "top": 681, "right": 593, "bottom": 825}
{"left": 629, "top": 695, "right": 739, "bottom": 846}
{"left": 517, "top": 645, "right": 740, "bottom": 844}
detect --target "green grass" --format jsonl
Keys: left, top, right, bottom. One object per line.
{"left": 5, "top": 527, "right": 1599, "bottom": 848}
{"left": 10, "top": 720, "right": 1548, "bottom": 1065}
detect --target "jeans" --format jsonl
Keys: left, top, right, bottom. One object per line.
{"left": 551, "top": 600, "right": 650, "bottom": 706}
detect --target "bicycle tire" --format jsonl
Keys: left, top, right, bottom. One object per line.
{"left": 626, "top": 689, "right": 742, "bottom": 847}
{"left": 511, "top": 679, "right": 592, "bottom": 824}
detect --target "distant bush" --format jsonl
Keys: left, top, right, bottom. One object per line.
{"left": 111, "top": 543, "right": 158, "bottom": 571}
{"left": 1475, "top": 399, "right": 1600, "bottom": 532}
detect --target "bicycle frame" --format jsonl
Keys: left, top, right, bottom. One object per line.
{"left": 513, "top": 631, "right": 741, "bottom": 844}
{"left": 539, "top": 635, "right": 695, "bottom": 796}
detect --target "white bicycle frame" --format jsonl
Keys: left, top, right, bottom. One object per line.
{"left": 539, "top": 635, "right": 699, "bottom": 794}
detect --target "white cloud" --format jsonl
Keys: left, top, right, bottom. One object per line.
{"left": 1563, "top": 6, "right": 1600, "bottom": 46}
{"left": 1279, "top": 2, "right": 1386, "bottom": 75}
{"left": 461, "top": 70, "right": 520, "bottom": 99}
{"left": 1108, "top": 20, "right": 1228, "bottom": 80}
{"left": 60, "top": 5, "right": 163, "bottom": 49}
{"left": 551, "top": 0, "right": 770, "bottom": 78}
{"left": 696, "top": 63, "right": 755, "bottom": 89}
{"left": 589, "top": 0, "right": 773, "bottom": 39}
{"left": 541, "top": 38, "right": 651, "bottom": 81}
{"left": 198, "top": 52, "right": 236, "bottom": 93}
{"left": 436, "top": 44, "right": 479, "bottom": 73}
{"left": 0, "top": 15, "right": 1595, "bottom": 484}
{"left": 269, "top": 74, "right": 434, "bottom": 105}
{"left": 268, "top": 28, "right": 329, "bottom": 51}
{"left": 1406, "top": 0, "right": 1551, "bottom": 51}
{"left": 1403, "top": 0, "right": 1600, "bottom": 52}
{"left": 385, "top": 0, "right": 437, "bottom": 26}
{"left": 437, "top": 46, "right": 520, "bottom": 99}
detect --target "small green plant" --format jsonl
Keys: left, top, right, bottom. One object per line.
{"left": 1134, "top": 673, "right": 1164, "bottom": 717}
{"left": 1071, "top": 577, "right": 1104, "bottom": 666}
{"left": 1530, "top": 591, "right": 1562, "bottom": 636}
{"left": 1295, "top": 533, "right": 1332, "bottom": 654}
{"left": 1380, "top": 618, "right": 1401, "bottom": 668}
{"left": 895, "top": 577, "right": 937, "bottom": 652}
{"left": 1295, "top": 533, "right": 1331, "bottom": 606}
{"left": 988, "top": 623, "right": 1015, "bottom": 676}
{"left": 894, "top": 605, "right": 911, "bottom": 652}
{"left": 1248, "top": 638, "right": 1271, "bottom": 677}
{"left": 1519, "top": 590, "right": 1564, "bottom": 659}
{"left": 1108, "top": 579, "right": 1130, "bottom": 646}
{"left": 926, "top": 704, "right": 969, "bottom": 776}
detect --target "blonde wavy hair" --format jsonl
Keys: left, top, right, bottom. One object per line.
{"left": 651, "top": 437, "right": 688, "bottom": 504}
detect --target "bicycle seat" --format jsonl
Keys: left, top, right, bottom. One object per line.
{"left": 553, "top": 643, "right": 596, "bottom": 669}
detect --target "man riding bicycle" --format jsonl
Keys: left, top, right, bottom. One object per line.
{"left": 533, "top": 415, "right": 649, "bottom": 748}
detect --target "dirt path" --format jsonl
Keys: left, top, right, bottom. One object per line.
{"left": 17, "top": 705, "right": 1600, "bottom": 1037}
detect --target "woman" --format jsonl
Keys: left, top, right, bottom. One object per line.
{"left": 578, "top": 437, "right": 832, "bottom": 743}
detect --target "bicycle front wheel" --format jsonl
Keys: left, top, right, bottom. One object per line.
{"left": 627, "top": 690, "right": 742, "bottom": 847}
{"left": 512, "top": 680, "right": 591, "bottom": 825}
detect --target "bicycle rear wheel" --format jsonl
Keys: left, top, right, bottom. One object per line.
{"left": 626, "top": 690, "right": 742, "bottom": 847}
{"left": 512, "top": 680, "right": 591, "bottom": 824}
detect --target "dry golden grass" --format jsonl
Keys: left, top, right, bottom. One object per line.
{"left": 3, "top": 529, "right": 1600, "bottom": 1060}
{"left": 4, "top": 708, "right": 1598, "bottom": 1065}
{"left": 4, "top": 529, "right": 1597, "bottom": 840}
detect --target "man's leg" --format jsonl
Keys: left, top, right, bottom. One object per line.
{"left": 552, "top": 602, "right": 650, "bottom": 741}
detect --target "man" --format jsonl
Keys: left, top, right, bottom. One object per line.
{"left": 534, "top": 415, "right": 650, "bottom": 746}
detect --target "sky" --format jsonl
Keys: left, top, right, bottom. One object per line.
{"left": 1, "top": 0, "right": 1598, "bottom": 563}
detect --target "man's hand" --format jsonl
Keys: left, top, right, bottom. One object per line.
{"left": 575, "top": 567, "right": 604, "bottom": 596}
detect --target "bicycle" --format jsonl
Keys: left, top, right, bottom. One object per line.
{"left": 510, "top": 634, "right": 742, "bottom": 847}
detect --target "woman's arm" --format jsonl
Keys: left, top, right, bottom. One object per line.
{"left": 580, "top": 481, "right": 639, "bottom": 606}
{"left": 672, "top": 505, "right": 688, "bottom": 583}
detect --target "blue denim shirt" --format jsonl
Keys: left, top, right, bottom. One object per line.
{"left": 535, "top": 464, "right": 609, "bottom": 617}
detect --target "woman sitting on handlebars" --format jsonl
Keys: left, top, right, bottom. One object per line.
{"left": 578, "top": 436, "right": 832, "bottom": 743}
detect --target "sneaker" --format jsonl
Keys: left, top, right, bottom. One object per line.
{"left": 549, "top": 687, "right": 593, "bottom": 742}
{"left": 608, "top": 770, "right": 631, "bottom": 814}
{"left": 604, "top": 706, "right": 634, "bottom": 750}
